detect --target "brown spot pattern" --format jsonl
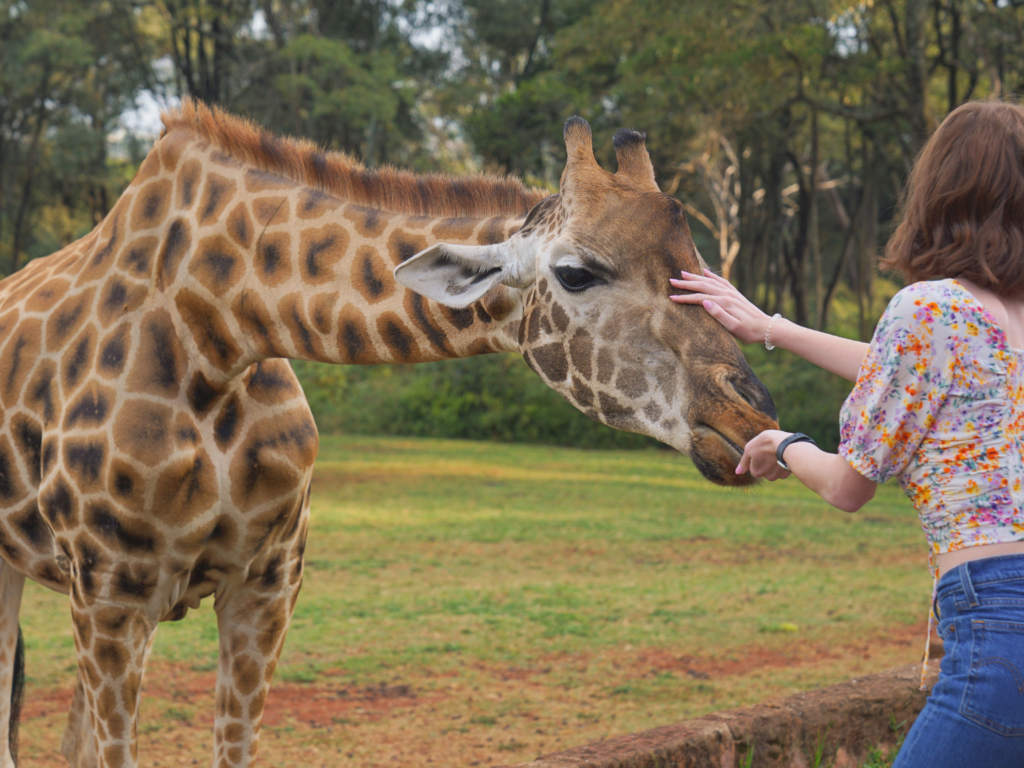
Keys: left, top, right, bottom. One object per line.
{"left": 113, "top": 400, "right": 172, "bottom": 467}
{"left": 227, "top": 203, "right": 253, "bottom": 248}
{"left": 386, "top": 229, "right": 427, "bottom": 265}
{"left": 191, "top": 236, "right": 242, "bottom": 297}
{"left": 253, "top": 197, "right": 289, "bottom": 226}
{"left": 308, "top": 292, "right": 337, "bottom": 334}
{"left": 198, "top": 173, "right": 237, "bottom": 225}
{"left": 131, "top": 179, "right": 173, "bottom": 231}
{"left": 352, "top": 246, "right": 391, "bottom": 304}
{"left": 276, "top": 294, "right": 325, "bottom": 360}
{"left": 127, "top": 310, "right": 185, "bottom": 396}
{"left": 24, "top": 279, "right": 70, "bottom": 313}
{"left": 120, "top": 236, "right": 158, "bottom": 276}
{"left": 299, "top": 224, "right": 348, "bottom": 285}
{"left": 155, "top": 218, "right": 192, "bottom": 289}
{"left": 254, "top": 231, "right": 292, "bottom": 287}
{"left": 175, "top": 289, "right": 243, "bottom": 373}
{"left": 337, "top": 305, "right": 373, "bottom": 364}
{"left": 376, "top": 312, "right": 417, "bottom": 361}
{"left": 46, "top": 289, "right": 95, "bottom": 352}
{"left": 530, "top": 342, "right": 569, "bottom": 384}
{"left": 176, "top": 159, "right": 203, "bottom": 209}
{"left": 153, "top": 450, "right": 218, "bottom": 525}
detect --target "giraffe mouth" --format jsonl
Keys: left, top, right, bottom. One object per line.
{"left": 697, "top": 423, "right": 744, "bottom": 458}
{"left": 690, "top": 422, "right": 757, "bottom": 487}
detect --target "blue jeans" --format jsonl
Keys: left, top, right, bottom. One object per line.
{"left": 894, "top": 554, "right": 1024, "bottom": 768}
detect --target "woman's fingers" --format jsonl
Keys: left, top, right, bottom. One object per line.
{"left": 669, "top": 292, "right": 704, "bottom": 304}
{"left": 703, "top": 268, "right": 732, "bottom": 287}
{"left": 670, "top": 269, "right": 773, "bottom": 345}
{"left": 671, "top": 271, "right": 728, "bottom": 291}
{"left": 701, "top": 301, "right": 741, "bottom": 333}
{"left": 668, "top": 279, "right": 716, "bottom": 295}
{"left": 736, "top": 448, "right": 751, "bottom": 475}
{"left": 669, "top": 273, "right": 734, "bottom": 304}
{"left": 670, "top": 295, "right": 746, "bottom": 337}
{"left": 735, "top": 430, "right": 793, "bottom": 482}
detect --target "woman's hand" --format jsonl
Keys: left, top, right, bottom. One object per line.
{"left": 736, "top": 429, "right": 792, "bottom": 481}
{"left": 669, "top": 268, "right": 772, "bottom": 345}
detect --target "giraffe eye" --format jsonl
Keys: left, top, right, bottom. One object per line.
{"left": 554, "top": 265, "right": 598, "bottom": 293}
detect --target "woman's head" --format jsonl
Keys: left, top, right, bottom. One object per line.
{"left": 884, "top": 100, "right": 1024, "bottom": 293}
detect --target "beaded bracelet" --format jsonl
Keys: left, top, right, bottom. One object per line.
{"left": 764, "top": 313, "right": 782, "bottom": 350}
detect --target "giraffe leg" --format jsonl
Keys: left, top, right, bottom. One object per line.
{"left": 212, "top": 563, "right": 302, "bottom": 768}
{"left": 61, "top": 675, "right": 97, "bottom": 768}
{"left": 0, "top": 561, "right": 25, "bottom": 768}
{"left": 68, "top": 594, "right": 158, "bottom": 768}
{"left": 61, "top": 631, "right": 157, "bottom": 768}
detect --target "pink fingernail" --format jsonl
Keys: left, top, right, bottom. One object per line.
{"left": 735, "top": 466, "right": 743, "bottom": 474}
{"left": 703, "top": 299, "right": 713, "bottom": 307}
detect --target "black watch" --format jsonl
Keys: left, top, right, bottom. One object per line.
{"left": 776, "top": 433, "right": 817, "bottom": 470}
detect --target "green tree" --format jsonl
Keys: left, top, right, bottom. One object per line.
{"left": 0, "top": 0, "right": 156, "bottom": 276}
{"left": 157, "top": 0, "right": 448, "bottom": 166}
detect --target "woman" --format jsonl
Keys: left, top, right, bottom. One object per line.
{"left": 670, "top": 100, "right": 1024, "bottom": 767}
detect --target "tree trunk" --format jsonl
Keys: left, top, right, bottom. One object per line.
{"left": 810, "top": 108, "right": 823, "bottom": 330}
{"left": 904, "top": 0, "right": 932, "bottom": 155}
{"left": 10, "top": 78, "right": 50, "bottom": 275}
{"left": 857, "top": 146, "right": 880, "bottom": 341}
{"left": 0, "top": 134, "right": 6, "bottom": 273}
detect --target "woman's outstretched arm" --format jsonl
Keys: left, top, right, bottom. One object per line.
{"left": 735, "top": 429, "right": 876, "bottom": 513}
{"left": 669, "top": 269, "right": 869, "bottom": 382}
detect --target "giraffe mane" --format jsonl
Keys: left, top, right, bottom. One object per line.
{"left": 160, "top": 99, "right": 551, "bottom": 219}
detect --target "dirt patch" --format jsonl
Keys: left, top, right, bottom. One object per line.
{"left": 627, "top": 620, "right": 930, "bottom": 680}
{"left": 259, "top": 682, "right": 442, "bottom": 728}
{"left": 20, "top": 689, "right": 73, "bottom": 722}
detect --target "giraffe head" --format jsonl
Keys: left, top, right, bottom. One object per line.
{"left": 396, "top": 117, "right": 777, "bottom": 485}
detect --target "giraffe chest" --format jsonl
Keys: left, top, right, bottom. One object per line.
{"left": 0, "top": 339, "right": 318, "bottom": 614}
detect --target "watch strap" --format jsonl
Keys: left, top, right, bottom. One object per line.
{"left": 776, "top": 433, "right": 816, "bottom": 470}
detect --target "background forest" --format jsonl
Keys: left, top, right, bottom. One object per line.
{"left": 2, "top": 0, "right": 1020, "bottom": 450}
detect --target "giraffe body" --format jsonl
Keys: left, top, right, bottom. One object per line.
{"left": 0, "top": 102, "right": 776, "bottom": 767}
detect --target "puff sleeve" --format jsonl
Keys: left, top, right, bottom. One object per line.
{"left": 838, "top": 284, "right": 954, "bottom": 483}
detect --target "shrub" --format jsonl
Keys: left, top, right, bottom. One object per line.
{"left": 291, "top": 355, "right": 658, "bottom": 449}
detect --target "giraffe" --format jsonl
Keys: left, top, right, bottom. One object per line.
{"left": 0, "top": 101, "right": 777, "bottom": 768}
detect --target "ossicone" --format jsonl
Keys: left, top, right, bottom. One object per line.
{"left": 563, "top": 116, "right": 596, "bottom": 167}
{"left": 613, "top": 128, "right": 657, "bottom": 189}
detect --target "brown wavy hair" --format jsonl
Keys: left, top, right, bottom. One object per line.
{"left": 883, "top": 100, "right": 1024, "bottom": 293}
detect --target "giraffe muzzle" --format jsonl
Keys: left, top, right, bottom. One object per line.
{"left": 688, "top": 387, "right": 780, "bottom": 487}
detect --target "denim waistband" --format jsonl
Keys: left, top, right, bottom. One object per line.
{"left": 936, "top": 553, "right": 1024, "bottom": 603}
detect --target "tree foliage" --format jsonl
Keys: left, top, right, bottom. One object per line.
{"left": 6, "top": 0, "right": 1024, "bottom": 445}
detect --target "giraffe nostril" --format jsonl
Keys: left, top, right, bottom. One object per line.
{"left": 729, "top": 375, "right": 776, "bottom": 419}
{"left": 729, "top": 378, "right": 755, "bottom": 408}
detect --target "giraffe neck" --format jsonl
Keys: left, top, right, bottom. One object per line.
{"left": 111, "top": 131, "right": 529, "bottom": 382}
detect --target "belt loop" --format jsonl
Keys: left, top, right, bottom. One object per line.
{"left": 959, "top": 562, "right": 980, "bottom": 607}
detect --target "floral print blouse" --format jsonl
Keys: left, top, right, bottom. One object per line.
{"left": 839, "top": 279, "right": 1024, "bottom": 554}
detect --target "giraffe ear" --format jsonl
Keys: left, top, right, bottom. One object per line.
{"left": 394, "top": 242, "right": 532, "bottom": 308}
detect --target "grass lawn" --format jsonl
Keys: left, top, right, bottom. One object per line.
{"left": 18, "top": 435, "right": 929, "bottom": 767}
